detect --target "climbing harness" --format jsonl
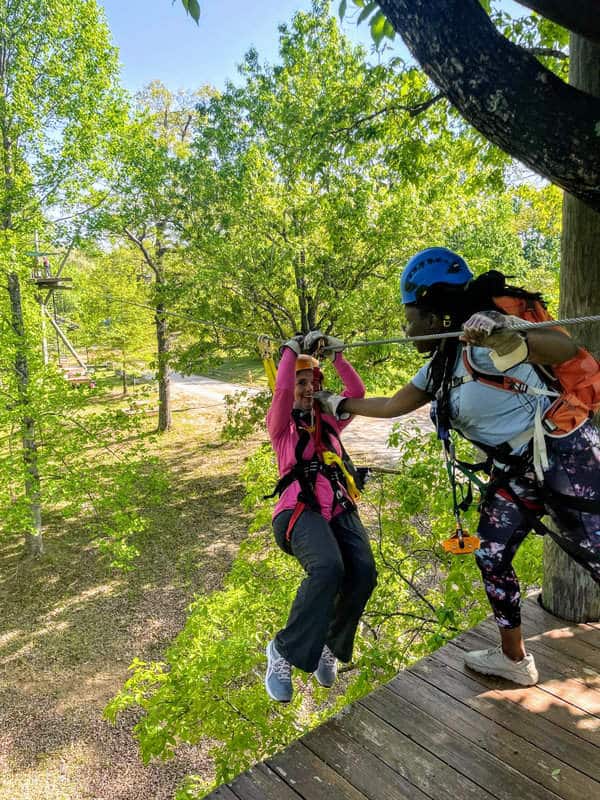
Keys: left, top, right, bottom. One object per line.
{"left": 262, "top": 336, "right": 369, "bottom": 542}
{"left": 264, "top": 408, "right": 367, "bottom": 542}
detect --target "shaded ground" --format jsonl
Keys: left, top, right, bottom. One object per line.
{"left": 0, "top": 396, "right": 259, "bottom": 800}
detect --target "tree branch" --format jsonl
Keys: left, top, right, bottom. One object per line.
{"left": 123, "top": 227, "right": 158, "bottom": 275}
{"left": 515, "top": 0, "right": 600, "bottom": 43}
{"left": 329, "top": 93, "right": 444, "bottom": 137}
{"left": 378, "top": 0, "right": 600, "bottom": 211}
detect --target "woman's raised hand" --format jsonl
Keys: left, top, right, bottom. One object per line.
{"left": 304, "top": 330, "right": 345, "bottom": 360}
{"left": 281, "top": 333, "right": 305, "bottom": 355}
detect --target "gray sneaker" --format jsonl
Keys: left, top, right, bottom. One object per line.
{"left": 314, "top": 644, "right": 338, "bottom": 688}
{"left": 265, "top": 640, "right": 293, "bottom": 702}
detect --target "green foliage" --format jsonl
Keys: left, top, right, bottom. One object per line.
{"left": 0, "top": 0, "right": 123, "bottom": 231}
{"left": 179, "top": 4, "right": 556, "bottom": 396}
{"left": 221, "top": 390, "right": 272, "bottom": 441}
{"left": 0, "top": 298, "right": 168, "bottom": 567}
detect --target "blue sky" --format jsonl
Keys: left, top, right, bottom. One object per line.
{"left": 99, "top": 0, "right": 525, "bottom": 94}
{"left": 99, "top": 0, "right": 383, "bottom": 93}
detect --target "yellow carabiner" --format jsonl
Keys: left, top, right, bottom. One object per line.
{"left": 322, "top": 450, "right": 361, "bottom": 502}
{"left": 258, "top": 336, "right": 277, "bottom": 393}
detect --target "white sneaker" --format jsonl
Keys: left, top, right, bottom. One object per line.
{"left": 464, "top": 646, "right": 539, "bottom": 686}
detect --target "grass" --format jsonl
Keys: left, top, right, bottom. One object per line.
{"left": 202, "top": 356, "right": 268, "bottom": 386}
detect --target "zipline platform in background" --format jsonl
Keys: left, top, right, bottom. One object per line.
{"left": 206, "top": 595, "right": 600, "bottom": 800}
{"left": 30, "top": 276, "right": 73, "bottom": 289}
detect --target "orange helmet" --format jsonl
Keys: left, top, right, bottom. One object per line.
{"left": 295, "top": 354, "right": 319, "bottom": 372}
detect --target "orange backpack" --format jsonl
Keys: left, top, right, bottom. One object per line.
{"left": 492, "top": 295, "right": 600, "bottom": 436}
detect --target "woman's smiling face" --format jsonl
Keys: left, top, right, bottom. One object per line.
{"left": 294, "top": 369, "right": 316, "bottom": 411}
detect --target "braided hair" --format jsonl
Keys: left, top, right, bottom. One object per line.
{"left": 411, "top": 270, "right": 545, "bottom": 430}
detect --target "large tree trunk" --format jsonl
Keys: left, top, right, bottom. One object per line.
{"left": 541, "top": 32, "right": 600, "bottom": 622}
{"left": 8, "top": 272, "right": 44, "bottom": 557}
{"left": 377, "top": 0, "right": 600, "bottom": 210}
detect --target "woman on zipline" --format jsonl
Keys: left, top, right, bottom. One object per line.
{"left": 265, "top": 332, "right": 377, "bottom": 702}
{"left": 316, "top": 247, "right": 600, "bottom": 687}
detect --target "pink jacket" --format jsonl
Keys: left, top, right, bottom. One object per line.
{"left": 266, "top": 347, "right": 365, "bottom": 521}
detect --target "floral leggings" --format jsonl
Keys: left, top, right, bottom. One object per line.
{"left": 475, "top": 422, "right": 600, "bottom": 629}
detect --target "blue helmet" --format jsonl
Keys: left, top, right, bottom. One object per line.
{"left": 400, "top": 247, "right": 473, "bottom": 304}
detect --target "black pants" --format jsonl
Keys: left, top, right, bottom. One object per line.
{"left": 273, "top": 508, "right": 377, "bottom": 673}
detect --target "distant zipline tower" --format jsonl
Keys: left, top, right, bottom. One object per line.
{"left": 28, "top": 234, "right": 89, "bottom": 381}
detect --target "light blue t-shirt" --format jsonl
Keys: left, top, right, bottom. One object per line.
{"left": 411, "top": 345, "right": 551, "bottom": 451}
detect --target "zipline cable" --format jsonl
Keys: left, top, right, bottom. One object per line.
{"left": 327, "top": 314, "right": 600, "bottom": 351}
{"left": 100, "top": 293, "right": 600, "bottom": 352}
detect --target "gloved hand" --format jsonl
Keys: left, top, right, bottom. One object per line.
{"left": 314, "top": 390, "right": 350, "bottom": 420}
{"left": 280, "top": 334, "right": 305, "bottom": 356}
{"left": 304, "top": 330, "right": 345, "bottom": 361}
{"left": 462, "top": 311, "right": 530, "bottom": 370}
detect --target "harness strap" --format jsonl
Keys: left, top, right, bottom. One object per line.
{"left": 265, "top": 412, "right": 359, "bottom": 513}
{"left": 285, "top": 501, "right": 306, "bottom": 543}
{"left": 461, "top": 349, "right": 559, "bottom": 399}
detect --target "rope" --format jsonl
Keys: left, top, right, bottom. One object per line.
{"left": 327, "top": 314, "right": 600, "bottom": 351}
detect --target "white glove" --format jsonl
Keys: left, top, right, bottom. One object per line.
{"left": 304, "top": 330, "right": 345, "bottom": 361}
{"left": 463, "top": 311, "right": 530, "bottom": 370}
{"left": 280, "top": 334, "right": 304, "bottom": 356}
{"left": 314, "top": 390, "right": 350, "bottom": 420}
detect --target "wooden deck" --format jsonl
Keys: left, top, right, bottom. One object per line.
{"left": 206, "top": 597, "right": 600, "bottom": 800}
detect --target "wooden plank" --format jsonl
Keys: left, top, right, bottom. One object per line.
{"left": 363, "top": 684, "right": 561, "bottom": 800}
{"left": 432, "top": 640, "right": 600, "bottom": 747}
{"left": 302, "top": 720, "right": 431, "bottom": 800}
{"left": 203, "top": 786, "right": 239, "bottom": 800}
{"left": 475, "top": 616, "right": 600, "bottom": 687}
{"left": 266, "top": 740, "right": 369, "bottom": 800}
{"left": 332, "top": 700, "right": 496, "bottom": 800}
{"left": 473, "top": 610, "right": 600, "bottom": 673}
{"left": 410, "top": 653, "right": 600, "bottom": 781}
{"left": 522, "top": 599, "right": 600, "bottom": 652}
{"left": 228, "top": 764, "right": 303, "bottom": 800}
{"left": 389, "top": 664, "right": 599, "bottom": 798}
{"left": 452, "top": 625, "right": 600, "bottom": 714}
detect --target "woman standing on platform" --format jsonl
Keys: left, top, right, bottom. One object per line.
{"left": 315, "top": 248, "right": 600, "bottom": 686}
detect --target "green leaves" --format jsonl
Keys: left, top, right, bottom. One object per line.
{"left": 180, "top": 0, "right": 201, "bottom": 24}
{"left": 357, "top": 1, "right": 378, "bottom": 25}
{"left": 338, "top": 0, "right": 395, "bottom": 47}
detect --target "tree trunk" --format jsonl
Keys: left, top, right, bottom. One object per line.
{"left": 154, "top": 266, "right": 171, "bottom": 432}
{"left": 8, "top": 272, "right": 44, "bottom": 557}
{"left": 541, "top": 32, "right": 600, "bottom": 622}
